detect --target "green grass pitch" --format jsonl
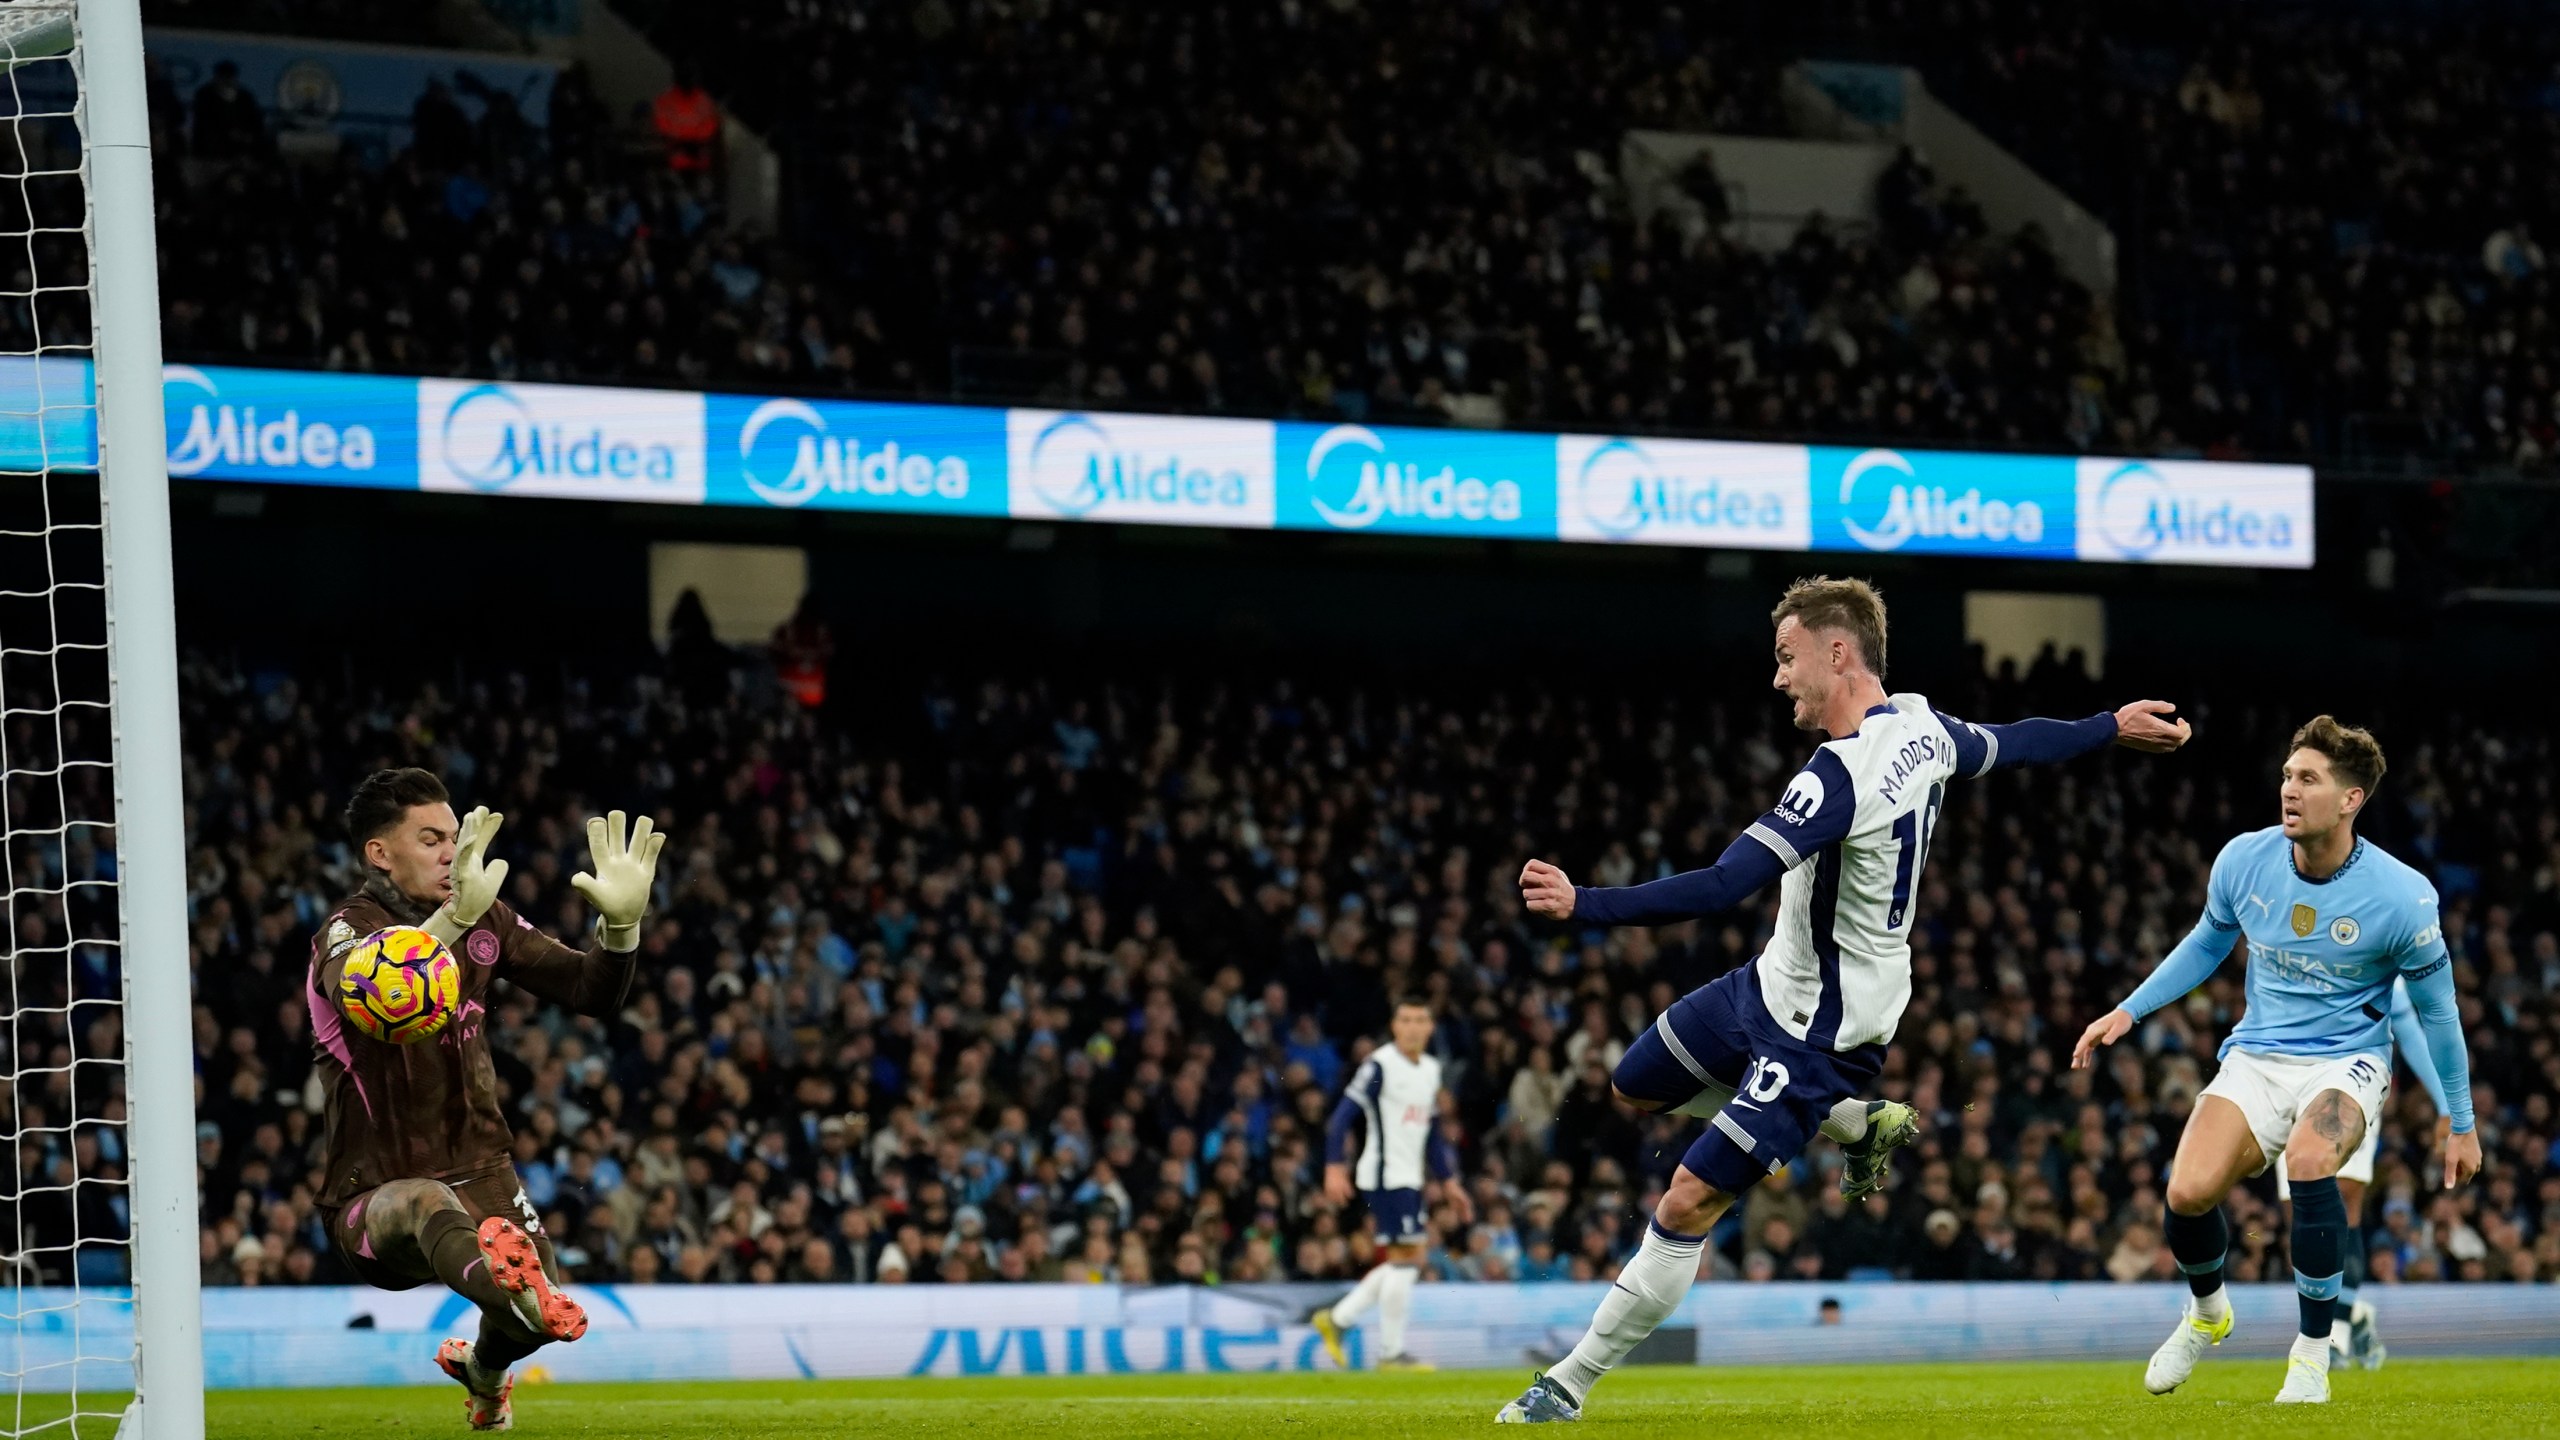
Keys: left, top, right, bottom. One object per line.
{"left": 30, "top": 1359, "right": 2560, "bottom": 1437}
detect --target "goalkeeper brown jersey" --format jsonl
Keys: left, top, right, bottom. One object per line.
{"left": 306, "top": 873, "right": 635, "bottom": 1207}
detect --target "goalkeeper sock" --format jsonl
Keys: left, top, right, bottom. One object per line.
{"left": 2290, "top": 1175, "right": 2347, "bottom": 1340}
{"left": 420, "top": 1209, "right": 547, "bottom": 1359}
{"left": 2163, "top": 1204, "right": 2229, "bottom": 1305}
{"left": 473, "top": 1311, "right": 546, "bottom": 1373}
{"left": 1546, "top": 1219, "right": 1703, "bottom": 1403}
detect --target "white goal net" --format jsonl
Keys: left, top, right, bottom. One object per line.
{"left": 1, "top": 2, "right": 200, "bottom": 1436}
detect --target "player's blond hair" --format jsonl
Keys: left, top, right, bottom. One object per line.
{"left": 1771, "top": 576, "right": 1888, "bottom": 678}
{"left": 2289, "top": 715, "right": 2386, "bottom": 795}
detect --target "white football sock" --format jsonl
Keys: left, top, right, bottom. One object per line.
{"left": 2194, "top": 1284, "right": 2230, "bottom": 1323}
{"left": 1546, "top": 1223, "right": 1704, "bottom": 1402}
{"left": 1819, "top": 1097, "right": 1870, "bottom": 1143}
{"left": 1331, "top": 1263, "right": 1388, "bottom": 1326}
{"left": 2290, "top": 1332, "right": 2331, "bottom": 1371}
{"left": 1377, "top": 1264, "right": 1417, "bottom": 1358}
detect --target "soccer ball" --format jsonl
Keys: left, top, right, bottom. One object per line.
{"left": 338, "top": 926, "right": 463, "bottom": 1043}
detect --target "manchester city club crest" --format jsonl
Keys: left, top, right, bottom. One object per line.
{"left": 2330, "top": 916, "right": 2360, "bottom": 946}
{"left": 2291, "top": 903, "right": 2317, "bottom": 938}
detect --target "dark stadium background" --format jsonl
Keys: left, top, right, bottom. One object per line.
{"left": 34, "top": 0, "right": 2548, "bottom": 1326}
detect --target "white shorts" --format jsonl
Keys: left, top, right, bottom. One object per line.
{"left": 2200, "top": 1048, "right": 2389, "bottom": 1180}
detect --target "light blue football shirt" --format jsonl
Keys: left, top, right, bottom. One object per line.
{"left": 2185, "top": 827, "right": 2448, "bottom": 1059}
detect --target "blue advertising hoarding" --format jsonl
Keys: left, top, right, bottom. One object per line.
{"left": 0, "top": 359, "right": 2314, "bottom": 568}
{"left": 707, "top": 393, "right": 1008, "bottom": 516}
{"left": 1274, "top": 421, "right": 1555, "bottom": 538}
{"left": 1810, "top": 445, "right": 2080, "bottom": 561}
{"left": 162, "top": 363, "right": 415, "bottom": 488}
{"left": 0, "top": 356, "right": 93, "bottom": 472}
{"left": 7, "top": 1282, "right": 2548, "bottom": 1392}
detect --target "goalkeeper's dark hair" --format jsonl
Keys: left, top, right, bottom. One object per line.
{"left": 345, "top": 767, "right": 451, "bottom": 849}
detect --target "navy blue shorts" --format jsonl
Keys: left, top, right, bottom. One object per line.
{"left": 1612, "top": 965, "right": 1884, "bottom": 1196}
{"left": 1364, "top": 1187, "right": 1426, "bottom": 1244}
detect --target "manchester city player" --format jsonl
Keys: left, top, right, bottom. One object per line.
{"left": 1496, "top": 577, "right": 2193, "bottom": 1424}
{"left": 2074, "top": 716, "right": 2478, "bottom": 1407}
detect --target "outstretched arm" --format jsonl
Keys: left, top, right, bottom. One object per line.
{"left": 498, "top": 809, "right": 668, "bottom": 1017}
{"left": 1937, "top": 699, "right": 2191, "bottom": 779}
{"left": 492, "top": 902, "right": 638, "bottom": 1017}
{"left": 1524, "top": 749, "right": 1853, "bottom": 926}
{"left": 1523, "top": 832, "right": 1787, "bottom": 926}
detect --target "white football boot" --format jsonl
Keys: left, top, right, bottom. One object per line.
{"left": 2273, "top": 1333, "right": 2332, "bottom": 1404}
{"left": 2144, "top": 1295, "right": 2233, "bottom": 1395}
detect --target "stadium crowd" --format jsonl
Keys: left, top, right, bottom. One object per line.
{"left": 116, "top": 0, "right": 2560, "bottom": 472}
{"left": 142, "top": 56, "right": 839, "bottom": 390}
{"left": 614, "top": 0, "right": 2119, "bottom": 449}
{"left": 1860, "top": 0, "right": 2560, "bottom": 473}
{"left": 115, "top": 635, "right": 2558, "bottom": 1294}
{"left": 131, "top": 1, "right": 2107, "bottom": 452}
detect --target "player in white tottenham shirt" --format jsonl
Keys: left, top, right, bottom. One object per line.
{"left": 1497, "top": 577, "right": 2192, "bottom": 1424}
{"left": 1310, "top": 999, "right": 1468, "bottom": 1370}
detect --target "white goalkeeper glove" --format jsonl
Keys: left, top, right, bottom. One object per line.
{"left": 421, "top": 806, "right": 508, "bottom": 948}
{"left": 571, "top": 809, "right": 666, "bottom": 953}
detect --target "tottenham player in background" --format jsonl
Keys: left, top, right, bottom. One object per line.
{"left": 2076, "top": 716, "right": 2476, "bottom": 1406}
{"left": 2273, "top": 975, "right": 2449, "bottom": 1369}
{"left": 1496, "top": 577, "right": 2192, "bottom": 1424}
{"left": 312, "top": 768, "right": 666, "bottom": 1431}
{"left": 1310, "top": 998, "right": 1468, "bottom": 1371}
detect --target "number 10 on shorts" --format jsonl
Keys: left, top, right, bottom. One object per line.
{"left": 1743, "top": 1057, "right": 1791, "bottom": 1103}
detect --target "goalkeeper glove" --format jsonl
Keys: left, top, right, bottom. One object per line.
{"left": 421, "top": 806, "right": 508, "bottom": 948}
{"left": 571, "top": 809, "right": 667, "bottom": 953}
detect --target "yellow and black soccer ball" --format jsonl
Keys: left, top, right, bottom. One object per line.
{"left": 337, "top": 926, "right": 463, "bottom": 1044}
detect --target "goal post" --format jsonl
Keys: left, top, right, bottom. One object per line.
{"left": 0, "top": 0, "right": 201, "bottom": 1433}
{"left": 82, "top": 0, "right": 203, "bottom": 1427}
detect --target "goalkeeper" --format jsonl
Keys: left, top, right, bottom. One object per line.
{"left": 306, "top": 767, "right": 666, "bottom": 1431}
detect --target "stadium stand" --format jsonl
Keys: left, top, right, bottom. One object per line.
{"left": 1833, "top": 0, "right": 2560, "bottom": 471}
{"left": 134, "top": 642, "right": 2556, "bottom": 1291}
{"left": 122, "top": 0, "right": 2560, "bottom": 473}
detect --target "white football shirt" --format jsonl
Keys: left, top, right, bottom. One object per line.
{"left": 1741, "top": 692, "right": 1977, "bottom": 1051}
{"left": 1345, "top": 1045, "right": 1443, "bottom": 1191}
